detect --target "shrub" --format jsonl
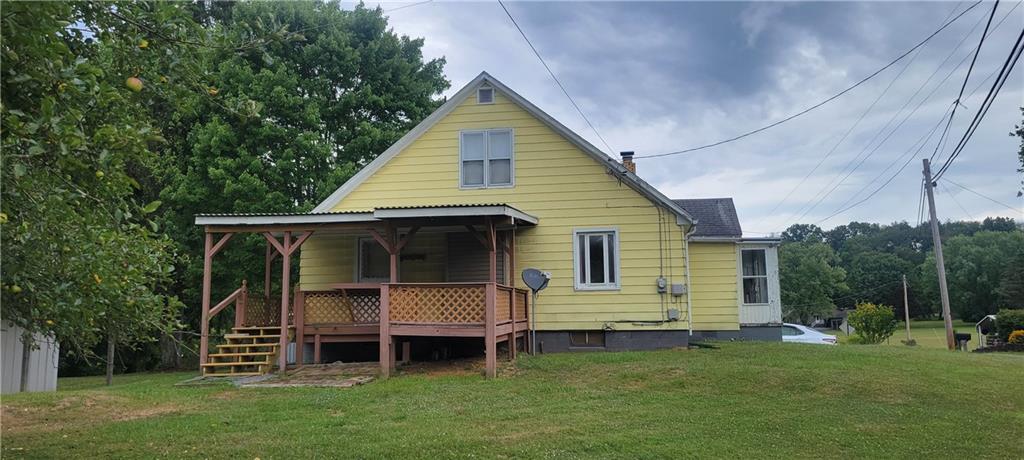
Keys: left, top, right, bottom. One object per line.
{"left": 995, "top": 309, "right": 1024, "bottom": 340}
{"left": 1009, "top": 330, "right": 1024, "bottom": 345}
{"left": 847, "top": 302, "right": 898, "bottom": 344}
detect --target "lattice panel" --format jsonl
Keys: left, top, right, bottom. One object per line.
{"left": 389, "top": 285, "right": 486, "bottom": 324}
{"left": 496, "top": 288, "right": 512, "bottom": 321}
{"left": 514, "top": 290, "right": 528, "bottom": 321}
{"left": 243, "top": 293, "right": 292, "bottom": 327}
{"left": 304, "top": 290, "right": 380, "bottom": 325}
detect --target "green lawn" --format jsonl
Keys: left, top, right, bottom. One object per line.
{"left": 834, "top": 320, "right": 977, "bottom": 349}
{"left": 3, "top": 343, "right": 1022, "bottom": 459}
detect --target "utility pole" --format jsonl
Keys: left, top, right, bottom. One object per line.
{"left": 922, "top": 159, "right": 955, "bottom": 350}
{"left": 903, "top": 274, "right": 911, "bottom": 342}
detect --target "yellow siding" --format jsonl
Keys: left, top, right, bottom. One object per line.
{"left": 688, "top": 242, "right": 739, "bottom": 331}
{"left": 300, "top": 232, "right": 447, "bottom": 290}
{"left": 304, "top": 87, "right": 698, "bottom": 331}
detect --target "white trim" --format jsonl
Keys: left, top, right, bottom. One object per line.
{"left": 311, "top": 71, "right": 695, "bottom": 224}
{"left": 458, "top": 128, "right": 515, "bottom": 189}
{"left": 476, "top": 85, "right": 494, "bottom": 104}
{"left": 739, "top": 248, "right": 769, "bottom": 305}
{"left": 195, "top": 213, "right": 376, "bottom": 226}
{"left": 372, "top": 205, "right": 538, "bottom": 225}
{"left": 572, "top": 227, "right": 621, "bottom": 291}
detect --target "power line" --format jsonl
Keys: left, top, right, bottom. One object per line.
{"left": 779, "top": 3, "right": 1021, "bottom": 229}
{"left": 929, "top": 0, "right": 1001, "bottom": 163}
{"left": 751, "top": 1, "right": 976, "bottom": 229}
{"left": 635, "top": 1, "right": 983, "bottom": 160}
{"left": 940, "top": 181, "right": 976, "bottom": 220}
{"left": 783, "top": 279, "right": 905, "bottom": 310}
{"left": 811, "top": 103, "right": 954, "bottom": 225}
{"left": 383, "top": 0, "right": 433, "bottom": 13}
{"left": 497, "top": 0, "right": 616, "bottom": 155}
{"left": 944, "top": 178, "right": 1024, "bottom": 213}
{"left": 933, "top": 25, "right": 1024, "bottom": 180}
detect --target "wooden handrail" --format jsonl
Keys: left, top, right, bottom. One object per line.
{"left": 210, "top": 282, "right": 245, "bottom": 318}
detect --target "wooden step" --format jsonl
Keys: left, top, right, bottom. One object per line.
{"left": 208, "top": 351, "right": 276, "bottom": 358}
{"left": 202, "top": 371, "right": 264, "bottom": 377}
{"left": 233, "top": 326, "right": 293, "bottom": 333}
{"left": 201, "top": 360, "right": 271, "bottom": 368}
{"left": 216, "top": 343, "right": 279, "bottom": 350}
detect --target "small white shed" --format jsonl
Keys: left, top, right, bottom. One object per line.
{"left": 1, "top": 321, "right": 59, "bottom": 394}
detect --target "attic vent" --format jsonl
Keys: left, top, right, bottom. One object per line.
{"left": 477, "top": 86, "right": 494, "bottom": 104}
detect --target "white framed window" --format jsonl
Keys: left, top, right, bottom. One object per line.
{"left": 741, "top": 249, "right": 768, "bottom": 304}
{"left": 460, "top": 128, "right": 513, "bottom": 188}
{"left": 573, "top": 228, "right": 620, "bottom": 290}
{"left": 357, "top": 237, "right": 391, "bottom": 282}
{"left": 477, "top": 85, "right": 494, "bottom": 104}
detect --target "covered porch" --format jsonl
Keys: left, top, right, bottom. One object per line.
{"left": 195, "top": 205, "right": 536, "bottom": 378}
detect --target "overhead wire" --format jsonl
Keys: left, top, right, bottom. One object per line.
{"left": 933, "top": 24, "right": 1024, "bottom": 180}
{"left": 928, "top": 0, "right": 1002, "bottom": 163}
{"left": 940, "top": 181, "right": 976, "bottom": 220}
{"left": 943, "top": 178, "right": 1024, "bottom": 213}
{"left": 497, "top": 0, "right": 617, "bottom": 155}
{"left": 634, "top": 1, "right": 983, "bottom": 159}
{"left": 778, "top": 3, "right": 1021, "bottom": 229}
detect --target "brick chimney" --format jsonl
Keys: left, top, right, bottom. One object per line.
{"left": 620, "top": 151, "right": 636, "bottom": 174}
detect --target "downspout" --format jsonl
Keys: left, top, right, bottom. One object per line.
{"left": 683, "top": 223, "right": 697, "bottom": 336}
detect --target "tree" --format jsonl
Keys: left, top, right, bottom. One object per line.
{"left": 779, "top": 241, "right": 848, "bottom": 325}
{"left": 781, "top": 224, "right": 825, "bottom": 243}
{"left": 154, "top": 1, "right": 449, "bottom": 332}
{"left": 1, "top": 2, "right": 198, "bottom": 382}
{"left": 997, "top": 249, "right": 1024, "bottom": 309}
{"left": 844, "top": 251, "right": 916, "bottom": 313}
{"left": 920, "top": 231, "right": 1024, "bottom": 322}
{"left": 847, "top": 302, "right": 898, "bottom": 344}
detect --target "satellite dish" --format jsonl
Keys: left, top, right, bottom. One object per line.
{"left": 521, "top": 268, "right": 550, "bottom": 355}
{"left": 521, "top": 268, "right": 551, "bottom": 292}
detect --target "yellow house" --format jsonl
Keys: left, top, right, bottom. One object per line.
{"left": 193, "top": 72, "right": 781, "bottom": 378}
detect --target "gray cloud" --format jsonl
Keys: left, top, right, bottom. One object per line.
{"left": 369, "top": 1, "right": 1023, "bottom": 233}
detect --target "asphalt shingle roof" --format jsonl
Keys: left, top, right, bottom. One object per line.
{"left": 672, "top": 198, "right": 742, "bottom": 238}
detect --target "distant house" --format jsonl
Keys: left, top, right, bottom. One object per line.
{"left": 192, "top": 72, "right": 782, "bottom": 378}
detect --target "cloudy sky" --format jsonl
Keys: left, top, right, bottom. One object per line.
{"left": 361, "top": 0, "right": 1022, "bottom": 234}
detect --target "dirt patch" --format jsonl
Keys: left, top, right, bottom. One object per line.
{"left": 241, "top": 362, "right": 377, "bottom": 388}
{"left": 2, "top": 395, "right": 189, "bottom": 435}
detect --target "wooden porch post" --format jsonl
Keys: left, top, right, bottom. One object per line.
{"left": 294, "top": 286, "right": 305, "bottom": 366}
{"left": 486, "top": 217, "right": 498, "bottom": 377}
{"left": 485, "top": 282, "right": 497, "bottom": 378}
{"left": 199, "top": 233, "right": 214, "bottom": 367}
{"left": 388, "top": 225, "right": 399, "bottom": 283}
{"left": 508, "top": 227, "right": 516, "bottom": 359}
{"left": 264, "top": 241, "right": 273, "bottom": 300}
{"left": 379, "top": 283, "right": 391, "bottom": 378}
{"left": 235, "top": 280, "right": 248, "bottom": 328}
{"left": 278, "top": 231, "right": 291, "bottom": 372}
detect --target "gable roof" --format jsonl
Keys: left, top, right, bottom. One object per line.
{"left": 312, "top": 71, "right": 693, "bottom": 224}
{"left": 673, "top": 198, "right": 742, "bottom": 238}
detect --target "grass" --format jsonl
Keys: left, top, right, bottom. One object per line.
{"left": 834, "top": 320, "right": 976, "bottom": 349}
{"left": 2, "top": 342, "right": 1022, "bottom": 459}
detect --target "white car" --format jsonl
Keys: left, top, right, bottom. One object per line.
{"left": 782, "top": 323, "right": 838, "bottom": 345}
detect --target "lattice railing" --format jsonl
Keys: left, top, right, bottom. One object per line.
{"left": 304, "top": 290, "right": 380, "bottom": 325}
{"left": 514, "top": 288, "right": 528, "bottom": 321}
{"left": 388, "top": 284, "right": 486, "bottom": 324}
{"left": 243, "top": 292, "right": 291, "bottom": 327}
{"left": 496, "top": 286, "right": 512, "bottom": 321}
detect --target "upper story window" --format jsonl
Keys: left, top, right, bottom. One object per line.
{"left": 477, "top": 85, "right": 494, "bottom": 104}
{"left": 460, "top": 129, "right": 513, "bottom": 188}
{"left": 741, "top": 249, "right": 768, "bottom": 304}
{"left": 574, "top": 228, "right": 620, "bottom": 290}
